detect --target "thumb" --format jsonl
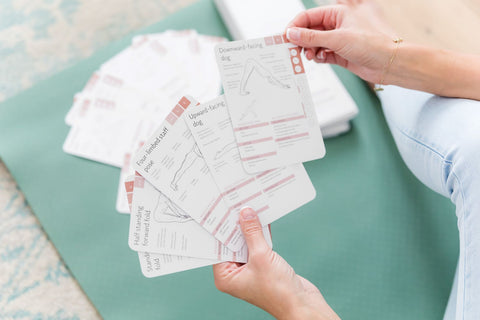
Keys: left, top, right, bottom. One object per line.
{"left": 286, "top": 27, "right": 337, "bottom": 49}
{"left": 239, "top": 207, "right": 269, "bottom": 255}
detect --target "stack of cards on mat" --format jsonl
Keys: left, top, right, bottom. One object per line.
{"left": 63, "top": 31, "right": 326, "bottom": 277}
{"left": 62, "top": 30, "right": 226, "bottom": 214}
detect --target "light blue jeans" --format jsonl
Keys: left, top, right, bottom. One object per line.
{"left": 378, "top": 86, "right": 480, "bottom": 320}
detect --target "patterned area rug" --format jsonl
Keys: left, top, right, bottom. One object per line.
{"left": 0, "top": 0, "right": 196, "bottom": 102}
{"left": 0, "top": 160, "right": 101, "bottom": 319}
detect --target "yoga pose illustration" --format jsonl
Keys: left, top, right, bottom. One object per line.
{"left": 239, "top": 58, "right": 290, "bottom": 96}
{"left": 239, "top": 99, "right": 258, "bottom": 121}
{"left": 214, "top": 142, "right": 237, "bottom": 160}
{"left": 170, "top": 143, "right": 203, "bottom": 191}
{"left": 153, "top": 194, "right": 192, "bottom": 223}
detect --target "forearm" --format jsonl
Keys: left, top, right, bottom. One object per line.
{"left": 387, "top": 43, "right": 480, "bottom": 100}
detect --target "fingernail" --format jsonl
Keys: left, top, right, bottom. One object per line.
{"left": 317, "top": 50, "right": 325, "bottom": 60}
{"left": 286, "top": 28, "right": 300, "bottom": 41}
{"left": 240, "top": 207, "right": 256, "bottom": 220}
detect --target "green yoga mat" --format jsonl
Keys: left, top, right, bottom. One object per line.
{"left": 0, "top": 0, "right": 459, "bottom": 318}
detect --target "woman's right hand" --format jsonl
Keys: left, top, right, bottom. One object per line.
{"left": 213, "top": 208, "right": 340, "bottom": 320}
{"left": 285, "top": 0, "right": 399, "bottom": 85}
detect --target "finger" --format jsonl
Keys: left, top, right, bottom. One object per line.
{"left": 305, "top": 48, "right": 321, "bottom": 61}
{"left": 239, "top": 207, "right": 269, "bottom": 256}
{"left": 286, "top": 27, "right": 339, "bottom": 50}
{"left": 313, "top": 48, "right": 327, "bottom": 63}
{"left": 312, "top": 47, "right": 322, "bottom": 60}
{"left": 314, "top": 50, "right": 349, "bottom": 69}
{"left": 305, "top": 48, "right": 316, "bottom": 60}
{"left": 286, "top": 5, "right": 342, "bottom": 30}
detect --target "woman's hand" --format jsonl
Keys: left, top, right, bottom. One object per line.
{"left": 285, "top": 0, "right": 398, "bottom": 84}
{"left": 285, "top": 0, "right": 480, "bottom": 100}
{"left": 213, "top": 208, "right": 340, "bottom": 320}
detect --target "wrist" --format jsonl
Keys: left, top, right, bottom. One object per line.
{"left": 373, "top": 35, "right": 403, "bottom": 89}
{"left": 383, "top": 42, "right": 431, "bottom": 88}
{"left": 383, "top": 43, "right": 480, "bottom": 100}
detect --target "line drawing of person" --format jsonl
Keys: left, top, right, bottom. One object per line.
{"left": 153, "top": 194, "right": 192, "bottom": 223}
{"left": 239, "top": 99, "right": 258, "bottom": 121}
{"left": 214, "top": 141, "right": 237, "bottom": 160}
{"left": 239, "top": 58, "right": 291, "bottom": 96}
{"left": 170, "top": 143, "right": 203, "bottom": 191}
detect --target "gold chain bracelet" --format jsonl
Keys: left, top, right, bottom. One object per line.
{"left": 374, "top": 37, "right": 403, "bottom": 92}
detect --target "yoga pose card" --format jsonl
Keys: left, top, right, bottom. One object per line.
{"left": 137, "top": 251, "right": 217, "bottom": 278}
{"left": 132, "top": 96, "right": 245, "bottom": 251}
{"left": 215, "top": 34, "right": 326, "bottom": 173}
{"left": 185, "top": 95, "right": 316, "bottom": 226}
{"left": 128, "top": 172, "right": 251, "bottom": 262}
{"left": 123, "top": 176, "right": 223, "bottom": 277}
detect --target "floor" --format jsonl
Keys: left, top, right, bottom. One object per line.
{"left": 0, "top": 0, "right": 479, "bottom": 318}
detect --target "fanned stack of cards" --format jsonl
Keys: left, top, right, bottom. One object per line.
{"left": 63, "top": 30, "right": 226, "bottom": 213}
{"left": 64, "top": 31, "right": 327, "bottom": 277}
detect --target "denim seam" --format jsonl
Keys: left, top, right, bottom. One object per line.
{"left": 394, "top": 125, "right": 467, "bottom": 319}
{"left": 450, "top": 170, "right": 467, "bottom": 320}
{"left": 395, "top": 125, "right": 452, "bottom": 164}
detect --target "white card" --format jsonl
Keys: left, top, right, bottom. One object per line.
{"left": 65, "top": 72, "right": 129, "bottom": 126}
{"left": 63, "top": 78, "right": 174, "bottom": 167}
{"left": 116, "top": 138, "right": 148, "bottom": 213}
{"left": 125, "top": 175, "right": 272, "bottom": 278}
{"left": 215, "top": 35, "right": 325, "bottom": 173}
{"left": 132, "top": 31, "right": 225, "bottom": 103}
{"left": 124, "top": 175, "right": 135, "bottom": 213}
{"left": 64, "top": 31, "right": 224, "bottom": 169}
{"left": 214, "top": 0, "right": 359, "bottom": 136}
{"left": 185, "top": 95, "right": 316, "bottom": 226}
{"left": 65, "top": 71, "right": 167, "bottom": 126}
{"left": 116, "top": 154, "right": 134, "bottom": 213}
{"left": 132, "top": 96, "right": 245, "bottom": 251}
{"left": 65, "top": 93, "right": 85, "bottom": 126}
{"left": 128, "top": 172, "right": 250, "bottom": 262}
{"left": 138, "top": 252, "right": 217, "bottom": 278}
{"left": 100, "top": 39, "right": 179, "bottom": 93}
{"left": 63, "top": 111, "right": 158, "bottom": 168}
{"left": 123, "top": 176, "right": 223, "bottom": 277}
